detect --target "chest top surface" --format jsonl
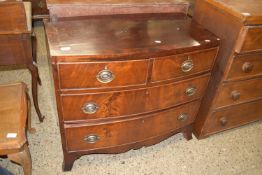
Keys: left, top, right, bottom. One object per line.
{"left": 204, "top": 0, "right": 262, "bottom": 25}
{"left": 45, "top": 13, "right": 219, "bottom": 58}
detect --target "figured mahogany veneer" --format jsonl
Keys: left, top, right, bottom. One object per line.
{"left": 45, "top": 13, "right": 219, "bottom": 171}
{"left": 61, "top": 74, "right": 209, "bottom": 122}
{"left": 152, "top": 48, "right": 217, "bottom": 82}
{"left": 64, "top": 100, "right": 200, "bottom": 152}
{"left": 193, "top": 0, "right": 262, "bottom": 138}
{"left": 58, "top": 60, "right": 149, "bottom": 89}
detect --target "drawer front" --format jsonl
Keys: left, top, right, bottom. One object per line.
{"left": 151, "top": 48, "right": 217, "bottom": 82}
{"left": 204, "top": 100, "right": 262, "bottom": 135}
{"left": 214, "top": 77, "right": 262, "bottom": 108}
{"left": 58, "top": 60, "right": 149, "bottom": 89}
{"left": 237, "top": 26, "right": 262, "bottom": 53}
{"left": 64, "top": 100, "right": 200, "bottom": 151}
{"left": 227, "top": 52, "right": 262, "bottom": 81}
{"left": 61, "top": 75, "right": 209, "bottom": 121}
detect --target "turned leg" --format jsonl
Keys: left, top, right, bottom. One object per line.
{"left": 8, "top": 144, "right": 32, "bottom": 175}
{"left": 182, "top": 125, "right": 193, "bottom": 141}
{"left": 27, "top": 63, "right": 45, "bottom": 122}
{"left": 63, "top": 153, "right": 79, "bottom": 172}
{"left": 26, "top": 91, "right": 36, "bottom": 134}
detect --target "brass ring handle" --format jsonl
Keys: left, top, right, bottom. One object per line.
{"left": 185, "top": 86, "right": 197, "bottom": 96}
{"left": 242, "top": 62, "right": 253, "bottom": 73}
{"left": 231, "top": 90, "right": 240, "bottom": 101}
{"left": 96, "top": 69, "right": 115, "bottom": 83}
{"left": 82, "top": 102, "right": 99, "bottom": 114}
{"left": 177, "top": 113, "right": 188, "bottom": 121}
{"left": 84, "top": 134, "right": 100, "bottom": 144}
{"left": 181, "top": 59, "right": 194, "bottom": 72}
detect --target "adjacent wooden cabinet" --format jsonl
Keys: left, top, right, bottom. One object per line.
{"left": 193, "top": 0, "right": 262, "bottom": 138}
{"left": 24, "top": 0, "right": 49, "bottom": 19}
{"left": 45, "top": 14, "right": 219, "bottom": 171}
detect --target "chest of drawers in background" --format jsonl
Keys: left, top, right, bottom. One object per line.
{"left": 45, "top": 14, "right": 219, "bottom": 171}
{"left": 24, "top": 0, "right": 49, "bottom": 19}
{"left": 193, "top": 0, "right": 262, "bottom": 138}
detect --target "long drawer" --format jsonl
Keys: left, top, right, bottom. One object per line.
{"left": 236, "top": 26, "right": 262, "bottom": 53}
{"left": 151, "top": 48, "right": 217, "bottom": 82}
{"left": 58, "top": 59, "right": 149, "bottom": 89}
{"left": 203, "top": 100, "right": 262, "bottom": 136}
{"left": 214, "top": 77, "right": 262, "bottom": 108}
{"left": 64, "top": 100, "right": 200, "bottom": 152}
{"left": 226, "top": 52, "right": 262, "bottom": 81}
{"left": 61, "top": 74, "right": 209, "bottom": 122}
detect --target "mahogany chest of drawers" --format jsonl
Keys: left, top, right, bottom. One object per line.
{"left": 45, "top": 14, "right": 219, "bottom": 171}
{"left": 193, "top": 0, "right": 262, "bottom": 138}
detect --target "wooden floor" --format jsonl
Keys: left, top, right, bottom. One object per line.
{"left": 0, "top": 22, "right": 261, "bottom": 175}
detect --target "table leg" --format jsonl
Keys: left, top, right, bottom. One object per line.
{"left": 8, "top": 144, "right": 32, "bottom": 175}
{"left": 31, "top": 34, "right": 41, "bottom": 86}
{"left": 31, "top": 33, "right": 37, "bottom": 64}
{"left": 26, "top": 91, "right": 36, "bottom": 134}
{"left": 27, "top": 63, "right": 44, "bottom": 122}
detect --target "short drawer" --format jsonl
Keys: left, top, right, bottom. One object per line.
{"left": 226, "top": 52, "right": 262, "bottom": 81}
{"left": 151, "top": 48, "right": 217, "bottom": 82}
{"left": 236, "top": 26, "right": 262, "bottom": 53}
{"left": 214, "top": 77, "right": 262, "bottom": 108}
{"left": 203, "top": 100, "right": 262, "bottom": 136}
{"left": 64, "top": 100, "right": 200, "bottom": 152}
{"left": 58, "top": 60, "right": 149, "bottom": 89}
{"left": 61, "top": 74, "right": 209, "bottom": 121}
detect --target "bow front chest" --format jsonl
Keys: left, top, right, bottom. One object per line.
{"left": 45, "top": 13, "right": 219, "bottom": 171}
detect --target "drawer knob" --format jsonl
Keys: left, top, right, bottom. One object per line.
{"left": 181, "top": 59, "right": 194, "bottom": 72}
{"left": 231, "top": 90, "right": 241, "bottom": 101}
{"left": 220, "top": 117, "right": 227, "bottom": 127}
{"left": 84, "top": 134, "right": 100, "bottom": 144}
{"left": 186, "top": 87, "right": 197, "bottom": 96}
{"left": 177, "top": 113, "right": 188, "bottom": 121}
{"left": 82, "top": 102, "right": 99, "bottom": 114}
{"left": 242, "top": 62, "right": 253, "bottom": 73}
{"left": 97, "top": 68, "right": 115, "bottom": 84}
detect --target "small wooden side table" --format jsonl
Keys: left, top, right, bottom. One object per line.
{"left": 0, "top": 1, "right": 45, "bottom": 122}
{"left": 0, "top": 82, "right": 35, "bottom": 175}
